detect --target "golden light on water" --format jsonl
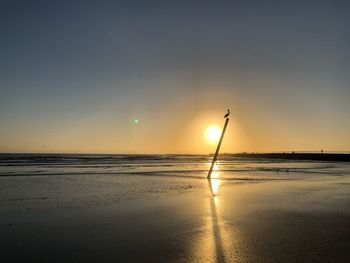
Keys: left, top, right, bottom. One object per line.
{"left": 209, "top": 162, "right": 221, "bottom": 196}
{"left": 211, "top": 172, "right": 220, "bottom": 195}
{"left": 205, "top": 125, "right": 221, "bottom": 144}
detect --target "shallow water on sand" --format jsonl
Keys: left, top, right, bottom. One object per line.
{"left": 0, "top": 154, "right": 349, "bottom": 262}
{"left": 0, "top": 154, "right": 350, "bottom": 212}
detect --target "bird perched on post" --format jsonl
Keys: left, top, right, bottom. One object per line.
{"left": 224, "top": 109, "right": 230, "bottom": 118}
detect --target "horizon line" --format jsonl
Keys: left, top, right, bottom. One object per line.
{"left": 1, "top": 151, "right": 350, "bottom": 155}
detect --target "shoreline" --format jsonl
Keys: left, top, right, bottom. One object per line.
{"left": 1, "top": 152, "right": 350, "bottom": 162}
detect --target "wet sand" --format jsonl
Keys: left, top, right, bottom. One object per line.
{"left": 1, "top": 174, "right": 349, "bottom": 262}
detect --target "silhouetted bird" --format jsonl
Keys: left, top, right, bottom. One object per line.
{"left": 224, "top": 109, "right": 230, "bottom": 118}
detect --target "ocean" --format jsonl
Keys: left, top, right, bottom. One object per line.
{"left": 1, "top": 154, "right": 349, "bottom": 212}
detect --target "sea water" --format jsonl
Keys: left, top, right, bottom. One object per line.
{"left": 1, "top": 154, "right": 349, "bottom": 212}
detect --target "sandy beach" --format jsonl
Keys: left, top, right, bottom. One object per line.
{"left": 0, "top": 155, "right": 349, "bottom": 262}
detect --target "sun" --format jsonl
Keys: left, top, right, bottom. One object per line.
{"left": 205, "top": 125, "right": 221, "bottom": 144}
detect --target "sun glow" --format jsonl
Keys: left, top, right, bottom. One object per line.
{"left": 205, "top": 125, "right": 221, "bottom": 144}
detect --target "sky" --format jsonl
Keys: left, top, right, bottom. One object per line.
{"left": 1, "top": 0, "right": 349, "bottom": 154}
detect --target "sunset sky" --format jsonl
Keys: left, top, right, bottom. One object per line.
{"left": 1, "top": 0, "right": 349, "bottom": 154}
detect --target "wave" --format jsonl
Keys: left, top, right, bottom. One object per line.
{"left": 1, "top": 154, "right": 349, "bottom": 178}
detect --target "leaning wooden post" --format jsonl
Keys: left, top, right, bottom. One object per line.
{"left": 207, "top": 117, "right": 230, "bottom": 179}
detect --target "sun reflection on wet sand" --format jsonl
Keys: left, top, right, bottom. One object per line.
{"left": 210, "top": 171, "right": 220, "bottom": 196}
{"left": 191, "top": 163, "right": 237, "bottom": 262}
{"left": 207, "top": 163, "right": 236, "bottom": 262}
{"left": 208, "top": 163, "right": 225, "bottom": 262}
{"left": 208, "top": 179, "right": 225, "bottom": 262}
{"left": 208, "top": 162, "right": 221, "bottom": 196}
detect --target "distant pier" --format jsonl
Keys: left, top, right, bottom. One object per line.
{"left": 226, "top": 152, "right": 350, "bottom": 162}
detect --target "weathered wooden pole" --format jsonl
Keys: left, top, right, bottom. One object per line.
{"left": 207, "top": 117, "right": 230, "bottom": 179}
